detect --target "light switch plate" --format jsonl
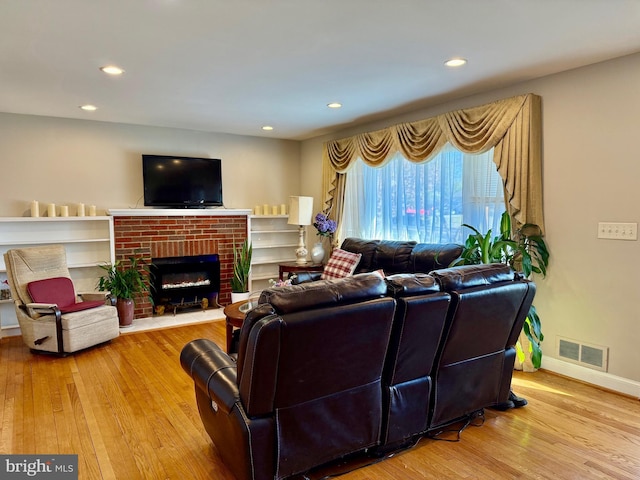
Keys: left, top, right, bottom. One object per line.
{"left": 597, "top": 222, "right": 638, "bottom": 240}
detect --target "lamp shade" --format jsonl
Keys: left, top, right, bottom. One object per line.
{"left": 287, "top": 196, "right": 313, "bottom": 226}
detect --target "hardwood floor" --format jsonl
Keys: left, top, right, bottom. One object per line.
{"left": 1, "top": 320, "right": 639, "bottom": 480}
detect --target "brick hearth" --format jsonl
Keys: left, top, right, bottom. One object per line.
{"left": 110, "top": 211, "right": 248, "bottom": 319}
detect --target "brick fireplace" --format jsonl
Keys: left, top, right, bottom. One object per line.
{"left": 109, "top": 209, "right": 250, "bottom": 319}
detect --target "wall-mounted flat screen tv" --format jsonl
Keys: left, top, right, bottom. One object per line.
{"left": 142, "top": 155, "right": 223, "bottom": 208}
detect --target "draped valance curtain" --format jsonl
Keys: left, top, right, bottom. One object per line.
{"left": 322, "top": 93, "right": 544, "bottom": 238}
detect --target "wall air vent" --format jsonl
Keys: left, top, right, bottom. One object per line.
{"left": 557, "top": 337, "right": 608, "bottom": 372}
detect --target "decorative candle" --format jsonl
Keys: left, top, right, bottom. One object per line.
{"left": 271, "top": 205, "right": 278, "bottom": 215}
{"left": 30, "top": 200, "right": 39, "bottom": 218}
{"left": 280, "top": 204, "right": 286, "bottom": 215}
{"left": 263, "top": 204, "right": 269, "bottom": 216}
{"left": 77, "top": 203, "right": 85, "bottom": 216}
{"left": 60, "top": 205, "right": 69, "bottom": 217}
{"left": 254, "top": 205, "right": 262, "bottom": 215}
{"left": 47, "top": 203, "right": 56, "bottom": 217}
{"left": 88, "top": 205, "right": 96, "bottom": 216}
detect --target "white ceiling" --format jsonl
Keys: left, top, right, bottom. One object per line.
{"left": 2, "top": 0, "right": 640, "bottom": 140}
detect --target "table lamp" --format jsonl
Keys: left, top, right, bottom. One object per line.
{"left": 287, "top": 196, "right": 314, "bottom": 265}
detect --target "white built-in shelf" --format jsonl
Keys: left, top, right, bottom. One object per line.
{"left": 252, "top": 257, "right": 298, "bottom": 265}
{"left": 0, "top": 216, "right": 116, "bottom": 336}
{"left": 249, "top": 215, "right": 299, "bottom": 291}
{"left": 252, "top": 273, "right": 279, "bottom": 281}
{"left": 0, "top": 216, "right": 110, "bottom": 222}
{"left": 0, "top": 238, "right": 111, "bottom": 246}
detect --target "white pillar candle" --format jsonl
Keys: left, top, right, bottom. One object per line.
{"left": 77, "top": 203, "right": 85, "bottom": 216}
{"left": 280, "top": 204, "right": 287, "bottom": 215}
{"left": 60, "top": 205, "right": 69, "bottom": 217}
{"left": 47, "top": 203, "right": 56, "bottom": 217}
{"left": 254, "top": 205, "right": 262, "bottom": 215}
{"left": 271, "top": 205, "right": 278, "bottom": 215}
{"left": 30, "top": 200, "right": 39, "bottom": 217}
{"left": 263, "top": 204, "right": 269, "bottom": 216}
{"left": 88, "top": 205, "right": 96, "bottom": 216}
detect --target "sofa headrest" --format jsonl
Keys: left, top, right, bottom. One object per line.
{"left": 340, "top": 238, "right": 380, "bottom": 272}
{"left": 372, "top": 240, "right": 416, "bottom": 274}
{"left": 259, "top": 271, "right": 387, "bottom": 314}
{"left": 429, "top": 263, "right": 515, "bottom": 291}
{"left": 385, "top": 273, "right": 440, "bottom": 298}
{"left": 410, "top": 243, "right": 463, "bottom": 272}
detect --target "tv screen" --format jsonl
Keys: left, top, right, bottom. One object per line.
{"left": 142, "top": 155, "right": 223, "bottom": 208}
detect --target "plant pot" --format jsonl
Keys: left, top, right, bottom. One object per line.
{"left": 230, "top": 292, "right": 250, "bottom": 304}
{"left": 311, "top": 242, "right": 325, "bottom": 264}
{"left": 116, "top": 298, "right": 135, "bottom": 328}
{"left": 514, "top": 330, "right": 537, "bottom": 372}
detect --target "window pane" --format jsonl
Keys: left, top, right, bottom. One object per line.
{"left": 342, "top": 145, "right": 505, "bottom": 244}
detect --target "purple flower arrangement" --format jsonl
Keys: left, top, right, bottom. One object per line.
{"left": 313, "top": 212, "right": 337, "bottom": 238}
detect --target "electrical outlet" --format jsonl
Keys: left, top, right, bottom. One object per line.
{"left": 597, "top": 222, "right": 638, "bottom": 240}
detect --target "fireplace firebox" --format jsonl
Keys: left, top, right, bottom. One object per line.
{"left": 150, "top": 254, "right": 220, "bottom": 314}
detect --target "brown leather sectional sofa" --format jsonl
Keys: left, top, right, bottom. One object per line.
{"left": 180, "top": 245, "right": 536, "bottom": 480}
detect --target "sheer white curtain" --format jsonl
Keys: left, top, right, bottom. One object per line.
{"left": 342, "top": 144, "right": 505, "bottom": 244}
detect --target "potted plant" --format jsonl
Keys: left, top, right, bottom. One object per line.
{"left": 230, "top": 238, "right": 252, "bottom": 304}
{"left": 451, "top": 211, "right": 549, "bottom": 369}
{"left": 98, "top": 255, "right": 150, "bottom": 327}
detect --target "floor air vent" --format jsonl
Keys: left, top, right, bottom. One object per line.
{"left": 557, "top": 337, "right": 608, "bottom": 372}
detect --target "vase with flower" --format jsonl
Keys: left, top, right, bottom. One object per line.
{"left": 311, "top": 212, "right": 337, "bottom": 263}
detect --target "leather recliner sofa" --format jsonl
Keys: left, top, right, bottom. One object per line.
{"left": 292, "top": 237, "right": 463, "bottom": 284}
{"left": 181, "top": 273, "right": 396, "bottom": 480}
{"left": 181, "top": 262, "right": 535, "bottom": 479}
{"left": 341, "top": 237, "right": 464, "bottom": 275}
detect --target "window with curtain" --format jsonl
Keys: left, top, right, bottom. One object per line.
{"left": 341, "top": 144, "right": 505, "bottom": 244}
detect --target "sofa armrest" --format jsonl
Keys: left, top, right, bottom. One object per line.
{"left": 180, "top": 339, "right": 240, "bottom": 415}
{"left": 290, "top": 271, "right": 322, "bottom": 284}
{"left": 385, "top": 273, "right": 440, "bottom": 297}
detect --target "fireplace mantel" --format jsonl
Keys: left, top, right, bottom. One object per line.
{"left": 108, "top": 208, "right": 251, "bottom": 217}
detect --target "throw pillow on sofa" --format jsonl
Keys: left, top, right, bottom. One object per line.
{"left": 321, "top": 248, "right": 362, "bottom": 280}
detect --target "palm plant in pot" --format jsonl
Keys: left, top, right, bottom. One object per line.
{"left": 230, "top": 238, "right": 252, "bottom": 304}
{"left": 98, "top": 255, "right": 151, "bottom": 327}
{"left": 451, "top": 211, "right": 549, "bottom": 369}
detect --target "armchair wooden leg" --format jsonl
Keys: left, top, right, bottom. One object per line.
{"left": 54, "top": 308, "right": 64, "bottom": 354}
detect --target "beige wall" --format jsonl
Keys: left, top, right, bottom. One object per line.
{"left": 0, "top": 113, "right": 300, "bottom": 216}
{"left": 2, "top": 51, "right": 639, "bottom": 394}
{"left": 301, "top": 53, "right": 640, "bottom": 393}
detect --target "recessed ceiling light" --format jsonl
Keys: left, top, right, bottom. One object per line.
{"left": 262, "top": 125, "right": 274, "bottom": 131}
{"left": 327, "top": 102, "right": 342, "bottom": 109}
{"left": 100, "top": 65, "right": 124, "bottom": 75}
{"left": 444, "top": 58, "right": 467, "bottom": 67}
{"left": 79, "top": 104, "right": 97, "bottom": 111}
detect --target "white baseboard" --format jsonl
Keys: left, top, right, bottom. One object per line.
{"left": 0, "top": 325, "right": 21, "bottom": 338}
{"left": 542, "top": 356, "right": 640, "bottom": 399}
{"left": 0, "top": 309, "right": 225, "bottom": 339}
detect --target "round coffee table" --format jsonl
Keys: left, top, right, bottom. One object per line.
{"left": 223, "top": 300, "right": 257, "bottom": 353}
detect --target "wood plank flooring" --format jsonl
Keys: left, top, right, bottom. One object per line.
{"left": 1, "top": 319, "right": 639, "bottom": 480}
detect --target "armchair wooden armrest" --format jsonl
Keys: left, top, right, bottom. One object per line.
{"left": 24, "top": 302, "right": 61, "bottom": 318}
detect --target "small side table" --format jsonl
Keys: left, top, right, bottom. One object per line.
{"left": 278, "top": 261, "right": 324, "bottom": 281}
{"left": 223, "top": 301, "right": 247, "bottom": 353}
